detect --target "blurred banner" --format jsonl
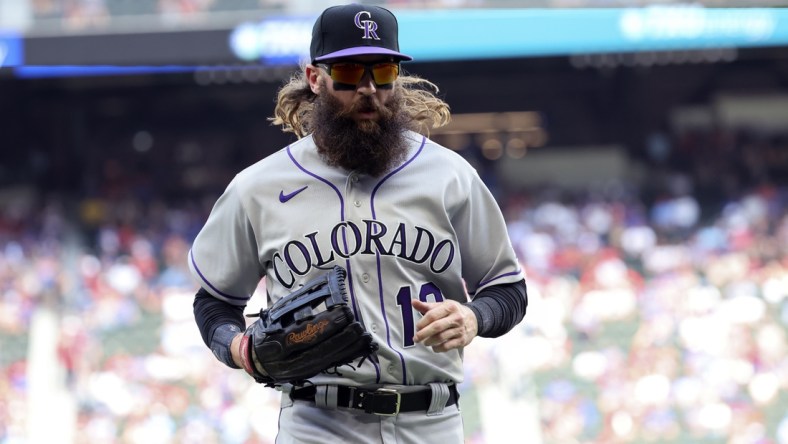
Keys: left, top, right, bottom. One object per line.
{"left": 397, "top": 6, "right": 784, "bottom": 60}
{"left": 6, "top": 6, "right": 788, "bottom": 72}
{"left": 0, "top": 32, "right": 23, "bottom": 67}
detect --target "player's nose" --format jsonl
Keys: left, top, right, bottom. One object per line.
{"left": 356, "top": 71, "right": 376, "bottom": 95}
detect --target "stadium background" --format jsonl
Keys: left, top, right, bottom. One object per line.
{"left": 1, "top": 1, "right": 787, "bottom": 443}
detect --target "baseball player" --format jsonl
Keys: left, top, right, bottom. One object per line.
{"left": 190, "top": 4, "right": 528, "bottom": 443}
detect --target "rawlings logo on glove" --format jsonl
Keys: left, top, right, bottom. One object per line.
{"left": 287, "top": 319, "right": 330, "bottom": 345}
{"left": 239, "top": 266, "right": 378, "bottom": 386}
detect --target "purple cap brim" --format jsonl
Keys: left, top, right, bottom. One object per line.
{"left": 314, "top": 46, "right": 413, "bottom": 62}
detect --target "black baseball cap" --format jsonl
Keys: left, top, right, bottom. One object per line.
{"left": 310, "top": 4, "right": 413, "bottom": 63}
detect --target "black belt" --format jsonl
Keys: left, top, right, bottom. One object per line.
{"left": 290, "top": 384, "right": 459, "bottom": 416}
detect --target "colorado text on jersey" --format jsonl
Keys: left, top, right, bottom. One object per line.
{"left": 272, "top": 219, "right": 455, "bottom": 288}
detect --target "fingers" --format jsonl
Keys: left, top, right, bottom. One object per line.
{"left": 411, "top": 299, "right": 475, "bottom": 353}
{"left": 410, "top": 299, "right": 434, "bottom": 315}
{"left": 415, "top": 314, "right": 461, "bottom": 345}
{"left": 420, "top": 326, "right": 465, "bottom": 352}
{"left": 430, "top": 336, "right": 468, "bottom": 353}
{"left": 412, "top": 299, "right": 455, "bottom": 336}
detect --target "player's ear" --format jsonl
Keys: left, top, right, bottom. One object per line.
{"left": 306, "top": 64, "right": 323, "bottom": 94}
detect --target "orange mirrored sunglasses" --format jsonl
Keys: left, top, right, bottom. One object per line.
{"left": 317, "top": 62, "right": 400, "bottom": 89}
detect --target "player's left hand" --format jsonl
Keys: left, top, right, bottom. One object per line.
{"left": 411, "top": 299, "right": 478, "bottom": 353}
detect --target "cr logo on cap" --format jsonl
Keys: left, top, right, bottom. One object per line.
{"left": 354, "top": 11, "right": 380, "bottom": 40}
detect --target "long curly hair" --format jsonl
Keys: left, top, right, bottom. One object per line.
{"left": 270, "top": 66, "right": 451, "bottom": 138}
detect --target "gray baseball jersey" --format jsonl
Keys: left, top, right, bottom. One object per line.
{"left": 188, "top": 130, "right": 523, "bottom": 387}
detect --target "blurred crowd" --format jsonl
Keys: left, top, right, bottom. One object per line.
{"left": 494, "top": 181, "right": 787, "bottom": 443}
{"left": 0, "top": 124, "right": 787, "bottom": 444}
{"left": 0, "top": 190, "right": 288, "bottom": 443}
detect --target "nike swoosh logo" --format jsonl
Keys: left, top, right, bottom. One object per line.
{"left": 279, "top": 186, "right": 308, "bottom": 203}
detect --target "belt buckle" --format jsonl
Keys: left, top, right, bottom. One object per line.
{"left": 368, "top": 388, "right": 401, "bottom": 416}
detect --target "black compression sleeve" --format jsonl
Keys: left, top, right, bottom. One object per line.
{"left": 193, "top": 288, "right": 246, "bottom": 368}
{"left": 464, "top": 279, "right": 527, "bottom": 338}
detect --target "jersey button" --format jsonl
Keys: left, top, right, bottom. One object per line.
{"left": 370, "top": 323, "right": 377, "bottom": 333}
{"left": 387, "top": 364, "right": 396, "bottom": 374}
{"left": 354, "top": 200, "right": 361, "bottom": 207}
{"left": 351, "top": 175, "right": 359, "bottom": 183}
{"left": 361, "top": 273, "right": 370, "bottom": 283}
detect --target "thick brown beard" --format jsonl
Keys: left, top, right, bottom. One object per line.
{"left": 310, "top": 87, "right": 410, "bottom": 177}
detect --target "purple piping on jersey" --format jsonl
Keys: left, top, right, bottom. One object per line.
{"left": 468, "top": 269, "right": 523, "bottom": 296}
{"left": 189, "top": 250, "right": 248, "bottom": 301}
{"left": 345, "top": 261, "right": 381, "bottom": 383}
{"left": 369, "top": 135, "right": 427, "bottom": 384}
{"left": 286, "top": 145, "right": 381, "bottom": 382}
{"left": 286, "top": 146, "right": 357, "bottom": 310}
{"left": 286, "top": 145, "right": 358, "bottom": 314}
{"left": 286, "top": 146, "right": 346, "bottom": 217}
